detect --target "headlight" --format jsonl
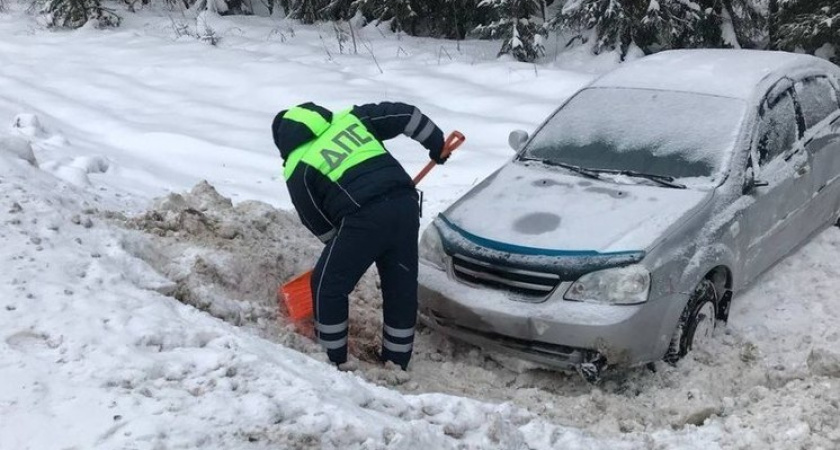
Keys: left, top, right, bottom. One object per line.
{"left": 564, "top": 265, "right": 651, "bottom": 305}
{"left": 419, "top": 224, "right": 447, "bottom": 270}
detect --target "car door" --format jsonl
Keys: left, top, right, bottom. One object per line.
{"left": 795, "top": 75, "right": 840, "bottom": 225}
{"left": 740, "top": 81, "right": 812, "bottom": 284}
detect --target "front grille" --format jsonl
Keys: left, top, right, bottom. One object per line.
{"left": 450, "top": 253, "right": 561, "bottom": 298}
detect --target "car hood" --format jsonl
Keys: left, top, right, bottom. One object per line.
{"left": 441, "top": 162, "right": 712, "bottom": 254}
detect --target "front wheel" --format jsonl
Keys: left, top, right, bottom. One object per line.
{"left": 665, "top": 279, "right": 717, "bottom": 364}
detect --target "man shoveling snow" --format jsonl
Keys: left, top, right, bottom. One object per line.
{"left": 272, "top": 101, "right": 449, "bottom": 370}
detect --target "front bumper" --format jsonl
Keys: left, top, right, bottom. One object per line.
{"left": 418, "top": 264, "right": 685, "bottom": 370}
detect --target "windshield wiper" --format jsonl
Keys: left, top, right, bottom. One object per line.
{"left": 520, "top": 157, "right": 602, "bottom": 180}
{"left": 590, "top": 168, "right": 687, "bottom": 189}
{"left": 519, "top": 157, "right": 686, "bottom": 188}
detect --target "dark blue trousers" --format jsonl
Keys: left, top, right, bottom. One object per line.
{"left": 310, "top": 192, "right": 419, "bottom": 369}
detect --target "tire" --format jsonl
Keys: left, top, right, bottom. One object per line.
{"left": 664, "top": 279, "right": 717, "bottom": 364}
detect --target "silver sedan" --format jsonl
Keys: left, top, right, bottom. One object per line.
{"left": 417, "top": 50, "right": 840, "bottom": 380}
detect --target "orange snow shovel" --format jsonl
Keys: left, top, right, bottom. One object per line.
{"left": 279, "top": 130, "right": 466, "bottom": 322}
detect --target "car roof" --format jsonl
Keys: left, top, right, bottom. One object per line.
{"left": 590, "top": 49, "right": 839, "bottom": 100}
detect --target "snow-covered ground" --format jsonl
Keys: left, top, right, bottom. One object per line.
{"left": 1, "top": 6, "right": 839, "bottom": 449}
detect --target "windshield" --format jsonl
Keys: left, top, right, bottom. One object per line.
{"left": 522, "top": 88, "right": 747, "bottom": 188}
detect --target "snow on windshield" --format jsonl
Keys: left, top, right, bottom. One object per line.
{"left": 525, "top": 88, "right": 747, "bottom": 183}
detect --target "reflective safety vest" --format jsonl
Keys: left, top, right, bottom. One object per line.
{"left": 283, "top": 109, "right": 387, "bottom": 182}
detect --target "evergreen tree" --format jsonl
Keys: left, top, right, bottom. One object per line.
{"left": 323, "top": 0, "right": 354, "bottom": 20}
{"left": 773, "top": 0, "right": 839, "bottom": 62}
{"left": 281, "top": 0, "right": 326, "bottom": 23}
{"left": 202, "top": 0, "right": 253, "bottom": 15}
{"left": 353, "top": 0, "right": 487, "bottom": 39}
{"left": 41, "top": 0, "right": 120, "bottom": 28}
{"left": 553, "top": 0, "right": 645, "bottom": 57}
{"left": 268, "top": 0, "right": 490, "bottom": 41}
{"left": 552, "top": 0, "right": 764, "bottom": 59}
{"left": 353, "top": 0, "right": 417, "bottom": 34}
{"left": 724, "top": 0, "right": 767, "bottom": 48}
{"left": 275, "top": 0, "right": 352, "bottom": 23}
{"left": 474, "top": 0, "right": 547, "bottom": 62}
{"left": 428, "top": 0, "right": 487, "bottom": 39}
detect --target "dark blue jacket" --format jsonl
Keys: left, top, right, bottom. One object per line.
{"left": 273, "top": 102, "right": 444, "bottom": 242}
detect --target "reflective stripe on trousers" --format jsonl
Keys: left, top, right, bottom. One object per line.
{"left": 316, "top": 320, "right": 349, "bottom": 351}
{"left": 382, "top": 324, "right": 415, "bottom": 368}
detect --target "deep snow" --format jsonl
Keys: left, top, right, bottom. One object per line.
{"left": 1, "top": 5, "right": 839, "bottom": 450}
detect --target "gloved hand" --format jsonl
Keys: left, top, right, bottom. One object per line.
{"left": 423, "top": 127, "right": 447, "bottom": 164}
{"left": 429, "top": 150, "right": 448, "bottom": 165}
{"left": 428, "top": 142, "right": 448, "bottom": 165}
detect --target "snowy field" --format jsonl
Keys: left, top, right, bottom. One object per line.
{"left": 1, "top": 6, "right": 839, "bottom": 449}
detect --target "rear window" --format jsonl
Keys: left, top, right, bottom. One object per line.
{"left": 795, "top": 77, "right": 840, "bottom": 130}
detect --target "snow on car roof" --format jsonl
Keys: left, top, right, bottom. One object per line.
{"left": 591, "top": 49, "right": 833, "bottom": 100}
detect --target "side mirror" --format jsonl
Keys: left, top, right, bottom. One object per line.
{"left": 508, "top": 130, "right": 529, "bottom": 151}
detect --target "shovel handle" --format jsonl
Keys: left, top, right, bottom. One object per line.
{"left": 412, "top": 131, "right": 465, "bottom": 185}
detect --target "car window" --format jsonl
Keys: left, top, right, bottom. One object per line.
{"left": 795, "top": 77, "right": 840, "bottom": 129}
{"left": 756, "top": 88, "right": 799, "bottom": 166}
{"left": 523, "top": 88, "right": 746, "bottom": 185}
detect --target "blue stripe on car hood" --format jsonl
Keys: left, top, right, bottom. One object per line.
{"left": 438, "top": 214, "right": 644, "bottom": 258}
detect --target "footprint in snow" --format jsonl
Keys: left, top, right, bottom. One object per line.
{"left": 5, "top": 331, "right": 60, "bottom": 352}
